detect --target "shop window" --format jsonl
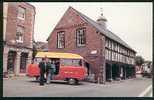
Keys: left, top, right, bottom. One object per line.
{"left": 57, "top": 31, "right": 65, "bottom": 48}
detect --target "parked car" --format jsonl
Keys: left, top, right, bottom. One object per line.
{"left": 141, "top": 63, "right": 152, "bottom": 78}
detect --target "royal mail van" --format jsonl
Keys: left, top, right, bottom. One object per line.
{"left": 27, "top": 52, "right": 87, "bottom": 85}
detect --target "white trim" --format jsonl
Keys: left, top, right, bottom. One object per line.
{"left": 17, "top": 16, "right": 25, "bottom": 20}
{"left": 138, "top": 85, "right": 152, "bottom": 97}
{"left": 16, "top": 40, "right": 23, "bottom": 43}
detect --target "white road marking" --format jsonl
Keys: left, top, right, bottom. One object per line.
{"left": 150, "top": 91, "right": 152, "bottom": 97}
{"left": 138, "top": 85, "right": 152, "bottom": 97}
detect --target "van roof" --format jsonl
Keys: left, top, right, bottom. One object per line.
{"left": 36, "top": 52, "right": 83, "bottom": 59}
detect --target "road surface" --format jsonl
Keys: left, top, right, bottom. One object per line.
{"left": 3, "top": 76, "right": 152, "bottom": 97}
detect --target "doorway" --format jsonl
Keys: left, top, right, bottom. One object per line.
{"left": 106, "top": 63, "right": 112, "bottom": 81}
{"left": 20, "top": 52, "right": 28, "bottom": 73}
{"left": 49, "top": 58, "right": 60, "bottom": 75}
{"left": 85, "top": 62, "right": 90, "bottom": 75}
{"left": 112, "top": 64, "right": 117, "bottom": 80}
{"left": 7, "top": 51, "right": 17, "bottom": 74}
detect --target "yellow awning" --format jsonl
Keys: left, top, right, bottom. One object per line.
{"left": 35, "top": 52, "right": 83, "bottom": 59}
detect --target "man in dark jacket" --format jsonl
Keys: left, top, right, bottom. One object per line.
{"left": 46, "top": 60, "right": 56, "bottom": 84}
{"left": 39, "top": 58, "right": 47, "bottom": 86}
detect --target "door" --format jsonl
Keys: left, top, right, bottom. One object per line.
{"left": 20, "top": 52, "right": 28, "bottom": 73}
{"left": 7, "top": 51, "right": 16, "bottom": 74}
{"left": 106, "top": 63, "right": 112, "bottom": 81}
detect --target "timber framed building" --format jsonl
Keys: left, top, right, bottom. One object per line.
{"left": 47, "top": 7, "right": 136, "bottom": 83}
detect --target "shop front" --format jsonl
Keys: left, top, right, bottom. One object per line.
{"left": 3, "top": 45, "right": 32, "bottom": 77}
{"left": 105, "top": 61, "right": 136, "bottom": 82}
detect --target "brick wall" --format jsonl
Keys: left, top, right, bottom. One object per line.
{"left": 48, "top": 7, "right": 106, "bottom": 80}
{"left": 5, "top": 2, "right": 35, "bottom": 49}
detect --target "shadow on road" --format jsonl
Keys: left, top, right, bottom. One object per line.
{"left": 27, "top": 80, "right": 84, "bottom": 86}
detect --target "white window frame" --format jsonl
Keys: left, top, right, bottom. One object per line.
{"left": 16, "top": 26, "right": 24, "bottom": 43}
{"left": 57, "top": 31, "right": 65, "bottom": 48}
{"left": 108, "top": 50, "right": 111, "bottom": 60}
{"left": 105, "top": 39, "right": 108, "bottom": 47}
{"left": 76, "top": 28, "right": 86, "bottom": 47}
{"left": 17, "top": 6, "right": 26, "bottom": 20}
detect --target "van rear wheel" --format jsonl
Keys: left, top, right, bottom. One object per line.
{"left": 68, "top": 78, "right": 78, "bottom": 85}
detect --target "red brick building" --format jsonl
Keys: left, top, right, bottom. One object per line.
{"left": 3, "top": 2, "right": 35, "bottom": 76}
{"left": 47, "top": 7, "right": 136, "bottom": 83}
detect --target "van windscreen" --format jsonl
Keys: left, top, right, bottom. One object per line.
{"left": 61, "top": 59, "right": 82, "bottom": 66}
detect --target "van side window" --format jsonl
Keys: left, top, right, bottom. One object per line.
{"left": 61, "top": 59, "right": 82, "bottom": 66}
{"left": 72, "top": 60, "right": 82, "bottom": 66}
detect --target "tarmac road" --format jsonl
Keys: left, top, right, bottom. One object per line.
{"left": 3, "top": 76, "right": 152, "bottom": 97}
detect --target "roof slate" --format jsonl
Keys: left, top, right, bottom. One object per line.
{"left": 72, "top": 7, "right": 136, "bottom": 52}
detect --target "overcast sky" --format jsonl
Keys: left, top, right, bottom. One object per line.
{"left": 29, "top": 2, "right": 152, "bottom": 61}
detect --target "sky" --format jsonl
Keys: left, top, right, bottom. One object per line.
{"left": 29, "top": 2, "right": 152, "bottom": 61}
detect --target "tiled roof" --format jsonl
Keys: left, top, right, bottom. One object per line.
{"left": 72, "top": 7, "right": 136, "bottom": 52}
{"left": 34, "top": 41, "right": 48, "bottom": 51}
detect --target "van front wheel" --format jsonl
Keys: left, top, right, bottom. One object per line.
{"left": 68, "top": 78, "right": 78, "bottom": 85}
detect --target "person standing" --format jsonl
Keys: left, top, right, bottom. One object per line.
{"left": 55, "top": 60, "right": 60, "bottom": 75}
{"left": 46, "top": 60, "right": 56, "bottom": 84}
{"left": 51, "top": 60, "right": 56, "bottom": 79}
{"left": 39, "top": 58, "right": 47, "bottom": 86}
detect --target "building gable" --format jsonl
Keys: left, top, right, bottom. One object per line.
{"left": 47, "top": 6, "right": 135, "bottom": 53}
{"left": 47, "top": 6, "right": 102, "bottom": 56}
{"left": 47, "top": 7, "right": 88, "bottom": 41}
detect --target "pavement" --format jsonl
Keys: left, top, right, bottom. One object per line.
{"left": 3, "top": 76, "right": 152, "bottom": 97}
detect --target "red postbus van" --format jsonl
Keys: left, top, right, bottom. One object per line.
{"left": 27, "top": 52, "right": 88, "bottom": 85}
